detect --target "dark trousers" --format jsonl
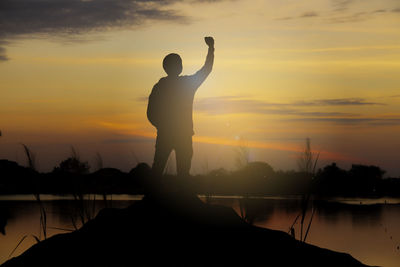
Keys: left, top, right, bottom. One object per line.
{"left": 152, "top": 134, "right": 193, "bottom": 177}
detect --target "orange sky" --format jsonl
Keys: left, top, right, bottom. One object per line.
{"left": 1, "top": 0, "right": 400, "bottom": 175}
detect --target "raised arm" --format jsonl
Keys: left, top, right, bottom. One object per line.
{"left": 190, "top": 37, "right": 215, "bottom": 88}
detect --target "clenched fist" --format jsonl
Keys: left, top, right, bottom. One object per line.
{"left": 204, "top": 36, "right": 214, "bottom": 48}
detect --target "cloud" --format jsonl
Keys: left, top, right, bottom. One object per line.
{"left": 288, "top": 117, "right": 400, "bottom": 126}
{"left": 275, "top": 16, "right": 294, "bottom": 21}
{"left": 194, "top": 96, "right": 286, "bottom": 115}
{"left": 328, "top": 11, "right": 369, "bottom": 23}
{"left": 326, "top": 0, "right": 400, "bottom": 24}
{"left": 0, "top": 0, "right": 188, "bottom": 60}
{"left": 372, "top": 9, "right": 387, "bottom": 13}
{"left": 276, "top": 2, "right": 400, "bottom": 24}
{"left": 140, "top": 95, "right": 383, "bottom": 116}
{"left": 327, "top": 3, "right": 400, "bottom": 24}
{"left": 275, "top": 11, "right": 318, "bottom": 21}
{"left": 293, "top": 98, "right": 383, "bottom": 106}
{"left": 331, "top": 0, "right": 354, "bottom": 12}
{"left": 193, "top": 96, "right": 378, "bottom": 116}
{"left": 0, "top": 0, "right": 185, "bottom": 36}
{"left": 300, "top": 11, "right": 318, "bottom": 18}
{"left": 328, "top": 8, "right": 399, "bottom": 24}
{"left": 0, "top": 47, "right": 8, "bottom": 61}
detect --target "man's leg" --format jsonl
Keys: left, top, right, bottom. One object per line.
{"left": 175, "top": 135, "right": 193, "bottom": 177}
{"left": 152, "top": 134, "right": 173, "bottom": 177}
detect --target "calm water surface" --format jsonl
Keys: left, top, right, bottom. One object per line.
{"left": 0, "top": 195, "right": 399, "bottom": 267}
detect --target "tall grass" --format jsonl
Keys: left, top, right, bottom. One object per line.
{"left": 71, "top": 192, "right": 97, "bottom": 228}
{"left": 93, "top": 152, "right": 111, "bottom": 208}
{"left": 33, "top": 194, "right": 47, "bottom": 241}
{"left": 289, "top": 138, "right": 319, "bottom": 242}
{"left": 70, "top": 146, "right": 79, "bottom": 162}
{"left": 10, "top": 145, "right": 107, "bottom": 258}
{"left": 8, "top": 235, "right": 27, "bottom": 259}
{"left": 238, "top": 194, "right": 255, "bottom": 225}
{"left": 21, "top": 144, "right": 47, "bottom": 241}
{"left": 234, "top": 138, "right": 254, "bottom": 224}
{"left": 70, "top": 192, "right": 111, "bottom": 228}
{"left": 234, "top": 137, "right": 249, "bottom": 170}
{"left": 68, "top": 147, "right": 98, "bottom": 228}
{"left": 21, "top": 143, "right": 36, "bottom": 171}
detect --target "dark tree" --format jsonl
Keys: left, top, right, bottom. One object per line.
{"left": 53, "top": 157, "right": 90, "bottom": 175}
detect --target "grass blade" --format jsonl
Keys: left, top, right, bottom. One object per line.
{"left": 70, "top": 215, "right": 78, "bottom": 231}
{"left": 288, "top": 213, "right": 300, "bottom": 234}
{"left": 8, "top": 235, "right": 27, "bottom": 259}
{"left": 303, "top": 207, "right": 316, "bottom": 242}
{"left": 48, "top": 226, "right": 74, "bottom": 232}
{"left": 32, "top": 235, "right": 41, "bottom": 244}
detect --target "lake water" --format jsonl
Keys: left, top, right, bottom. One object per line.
{"left": 0, "top": 194, "right": 399, "bottom": 267}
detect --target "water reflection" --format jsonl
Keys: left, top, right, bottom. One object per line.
{"left": 203, "top": 196, "right": 400, "bottom": 267}
{"left": 0, "top": 196, "right": 399, "bottom": 267}
{"left": 314, "top": 200, "right": 383, "bottom": 227}
{"left": 207, "top": 197, "right": 386, "bottom": 228}
{"left": 0, "top": 197, "right": 136, "bottom": 264}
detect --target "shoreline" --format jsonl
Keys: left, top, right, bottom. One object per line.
{"left": 2, "top": 191, "right": 372, "bottom": 267}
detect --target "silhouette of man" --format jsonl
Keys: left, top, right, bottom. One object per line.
{"left": 147, "top": 37, "right": 215, "bottom": 177}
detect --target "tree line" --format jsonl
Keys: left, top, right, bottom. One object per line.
{"left": 0, "top": 157, "right": 399, "bottom": 196}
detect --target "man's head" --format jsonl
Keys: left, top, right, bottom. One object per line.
{"left": 163, "top": 53, "right": 182, "bottom": 76}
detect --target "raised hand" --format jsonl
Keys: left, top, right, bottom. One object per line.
{"left": 204, "top": 36, "right": 214, "bottom": 48}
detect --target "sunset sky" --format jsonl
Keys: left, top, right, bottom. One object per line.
{"left": 1, "top": 0, "right": 400, "bottom": 176}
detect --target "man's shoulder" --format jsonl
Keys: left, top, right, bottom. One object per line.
{"left": 157, "top": 75, "right": 191, "bottom": 81}
{"left": 155, "top": 76, "right": 195, "bottom": 88}
{"left": 152, "top": 77, "right": 167, "bottom": 89}
{"left": 157, "top": 76, "right": 168, "bottom": 84}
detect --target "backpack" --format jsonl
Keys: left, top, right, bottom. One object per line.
{"left": 147, "top": 81, "right": 162, "bottom": 128}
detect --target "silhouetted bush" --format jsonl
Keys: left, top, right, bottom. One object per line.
{"left": 53, "top": 157, "right": 90, "bottom": 175}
